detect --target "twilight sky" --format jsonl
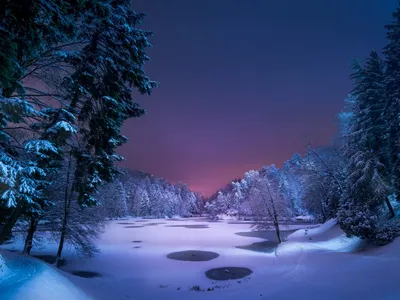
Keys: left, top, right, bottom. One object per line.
{"left": 121, "top": 0, "right": 398, "bottom": 196}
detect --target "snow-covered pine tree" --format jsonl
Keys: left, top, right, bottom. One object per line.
{"left": 338, "top": 52, "right": 397, "bottom": 243}
{"left": 106, "top": 180, "right": 128, "bottom": 219}
{"left": 384, "top": 4, "right": 400, "bottom": 199}
{"left": 0, "top": 99, "right": 45, "bottom": 242}
{"left": 215, "top": 191, "right": 227, "bottom": 215}
{"left": 22, "top": 106, "right": 80, "bottom": 254}
{"left": 204, "top": 200, "right": 218, "bottom": 219}
{"left": 0, "top": 0, "right": 99, "bottom": 243}
{"left": 147, "top": 183, "right": 163, "bottom": 217}
{"left": 60, "top": 1, "right": 157, "bottom": 208}
{"left": 49, "top": 1, "right": 157, "bottom": 265}
{"left": 138, "top": 188, "right": 151, "bottom": 217}
{"left": 176, "top": 183, "right": 197, "bottom": 217}
{"left": 164, "top": 185, "right": 178, "bottom": 217}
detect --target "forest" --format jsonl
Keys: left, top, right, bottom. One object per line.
{"left": 0, "top": 1, "right": 400, "bottom": 300}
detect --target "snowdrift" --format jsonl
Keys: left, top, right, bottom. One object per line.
{"left": 0, "top": 253, "right": 9, "bottom": 279}
{"left": 278, "top": 219, "right": 364, "bottom": 255}
{"left": 0, "top": 250, "right": 90, "bottom": 300}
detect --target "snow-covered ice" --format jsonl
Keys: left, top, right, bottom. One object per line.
{"left": 1, "top": 217, "right": 400, "bottom": 300}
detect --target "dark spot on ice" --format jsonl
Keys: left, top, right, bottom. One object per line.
{"left": 227, "top": 221, "right": 258, "bottom": 225}
{"left": 234, "top": 230, "right": 295, "bottom": 242}
{"left": 117, "top": 222, "right": 136, "bottom": 225}
{"left": 133, "top": 246, "right": 141, "bottom": 249}
{"left": 70, "top": 270, "right": 102, "bottom": 278}
{"left": 132, "top": 240, "right": 142, "bottom": 243}
{"left": 124, "top": 225, "right": 145, "bottom": 228}
{"left": 165, "top": 224, "right": 209, "bottom": 229}
{"left": 134, "top": 220, "right": 149, "bottom": 223}
{"left": 236, "top": 240, "right": 278, "bottom": 253}
{"left": 205, "top": 267, "right": 253, "bottom": 281}
{"left": 191, "top": 218, "right": 220, "bottom": 223}
{"left": 167, "top": 250, "right": 219, "bottom": 261}
{"left": 144, "top": 222, "right": 166, "bottom": 226}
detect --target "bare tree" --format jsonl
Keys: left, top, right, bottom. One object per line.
{"left": 246, "top": 168, "right": 289, "bottom": 244}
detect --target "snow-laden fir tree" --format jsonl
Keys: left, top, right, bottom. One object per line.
{"left": 338, "top": 52, "right": 398, "bottom": 244}
{"left": 137, "top": 188, "right": 151, "bottom": 217}
{"left": 0, "top": 0, "right": 99, "bottom": 242}
{"left": 147, "top": 183, "right": 164, "bottom": 218}
{"left": 100, "top": 179, "right": 128, "bottom": 219}
{"left": 53, "top": 0, "right": 157, "bottom": 265}
{"left": 384, "top": 4, "right": 400, "bottom": 199}
{"left": 164, "top": 185, "right": 179, "bottom": 217}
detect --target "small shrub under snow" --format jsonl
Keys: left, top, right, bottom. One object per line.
{"left": 374, "top": 219, "right": 400, "bottom": 245}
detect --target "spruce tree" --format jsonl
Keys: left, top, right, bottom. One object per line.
{"left": 338, "top": 52, "right": 396, "bottom": 242}
{"left": 51, "top": 0, "right": 157, "bottom": 264}
{"left": 384, "top": 4, "right": 400, "bottom": 199}
{"left": 0, "top": 0, "right": 93, "bottom": 242}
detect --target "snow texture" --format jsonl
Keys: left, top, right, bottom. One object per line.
{"left": 0, "top": 250, "right": 90, "bottom": 300}
{"left": 1, "top": 218, "right": 400, "bottom": 300}
{"left": 0, "top": 254, "right": 9, "bottom": 279}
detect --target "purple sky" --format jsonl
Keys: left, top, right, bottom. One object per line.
{"left": 121, "top": 0, "right": 398, "bottom": 196}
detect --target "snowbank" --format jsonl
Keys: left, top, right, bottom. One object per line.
{"left": 0, "top": 251, "right": 90, "bottom": 300}
{"left": 0, "top": 253, "right": 9, "bottom": 279}
{"left": 288, "top": 218, "right": 338, "bottom": 241}
{"left": 278, "top": 219, "right": 363, "bottom": 255}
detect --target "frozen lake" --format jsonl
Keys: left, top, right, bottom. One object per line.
{"left": 1, "top": 217, "right": 400, "bottom": 300}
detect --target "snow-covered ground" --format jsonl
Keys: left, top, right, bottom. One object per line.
{"left": 0, "top": 250, "right": 90, "bottom": 300}
{"left": 1, "top": 217, "right": 400, "bottom": 300}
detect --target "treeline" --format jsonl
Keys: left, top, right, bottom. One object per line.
{"left": 0, "top": 0, "right": 157, "bottom": 266}
{"left": 98, "top": 169, "right": 203, "bottom": 219}
{"left": 206, "top": 5, "right": 400, "bottom": 245}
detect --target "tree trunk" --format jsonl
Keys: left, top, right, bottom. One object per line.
{"left": 264, "top": 182, "right": 282, "bottom": 244}
{"left": 0, "top": 205, "right": 23, "bottom": 243}
{"left": 56, "top": 191, "right": 74, "bottom": 267}
{"left": 320, "top": 198, "right": 327, "bottom": 222}
{"left": 55, "top": 216, "right": 67, "bottom": 267}
{"left": 274, "top": 219, "right": 282, "bottom": 244}
{"left": 23, "top": 217, "right": 38, "bottom": 255}
{"left": 55, "top": 153, "right": 73, "bottom": 268}
{"left": 385, "top": 197, "right": 395, "bottom": 218}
